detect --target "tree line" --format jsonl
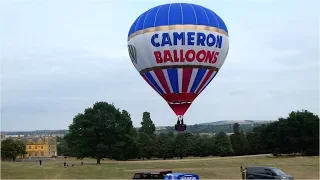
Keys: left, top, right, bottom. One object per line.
{"left": 1, "top": 101, "right": 318, "bottom": 162}
{"left": 157, "top": 122, "right": 268, "bottom": 134}
{"left": 56, "top": 102, "right": 319, "bottom": 163}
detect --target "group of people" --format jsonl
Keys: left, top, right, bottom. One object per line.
{"left": 240, "top": 166, "right": 247, "bottom": 180}
{"left": 63, "top": 161, "right": 83, "bottom": 167}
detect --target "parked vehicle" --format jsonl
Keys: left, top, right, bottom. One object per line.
{"left": 245, "top": 166, "right": 294, "bottom": 180}
{"left": 132, "top": 171, "right": 172, "bottom": 179}
{"left": 132, "top": 171, "right": 199, "bottom": 180}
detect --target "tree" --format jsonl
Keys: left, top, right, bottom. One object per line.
{"left": 231, "top": 123, "right": 243, "bottom": 155}
{"left": 1, "top": 138, "right": 27, "bottom": 161}
{"left": 154, "top": 133, "right": 173, "bottom": 159}
{"left": 214, "top": 132, "right": 234, "bottom": 157}
{"left": 283, "top": 110, "right": 319, "bottom": 155}
{"left": 137, "top": 132, "right": 153, "bottom": 159}
{"left": 239, "top": 129, "right": 250, "bottom": 155}
{"left": 139, "top": 112, "right": 156, "bottom": 136}
{"left": 187, "top": 134, "right": 201, "bottom": 157}
{"left": 233, "top": 123, "right": 240, "bottom": 134}
{"left": 246, "top": 131, "right": 260, "bottom": 154}
{"left": 174, "top": 133, "right": 189, "bottom": 159}
{"left": 57, "top": 137, "right": 72, "bottom": 156}
{"left": 247, "top": 109, "right": 319, "bottom": 156}
{"left": 197, "top": 135, "right": 213, "bottom": 157}
{"left": 65, "top": 102, "right": 135, "bottom": 164}
{"left": 115, "top": 110, "right": 139, "bottom": 160}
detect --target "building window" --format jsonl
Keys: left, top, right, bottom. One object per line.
{"left": 49, "top": 152, "right": 50, "bottom": 155}
{"left": 41, "top": 146, "right": 43, "bottom": 149}
{"left": 41, "top": 152, "right": 44, "bottom": 156}
{"left": 35, "top": 152, "right": 38, "bottom": 156}
{"left": 29, "top": 146, "right": 31, "bottom": 149}
{"left": 29, "top": 153, "right": 31, "bottom": 156}
{"left": 35, "top": 146, "right": 37, "bottom": 149}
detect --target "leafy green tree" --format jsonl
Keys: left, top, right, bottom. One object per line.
{"left": 197, "top": 135, "right": 213, "bottom": 157}
{"left": 154, "top": 133, "right": 173, "bottom": 159}
{"left": 65, "top": 102, "right": 135, "bottom": 164}
{"left": 1, "top": 138, "right": 27, "bottom": 161}
{"left": 214, "top": 132, "right": 233, "bottom": 157}
{"left": 116, "top": 110, "right": 139, "bottom": 160}
{"left": 231, "top": 123, "right": 242, "bottom": 155}
{"left": 239, "top": 129, "right": 250, "bottom": 155}
{"left": 139, "top": 112, "right": 156, "bottom": 136}
{"left": 246, "top": 131, "right": 261, "bottom": 154}
{"left": 248, "top": 109, "right": 319, "bottom": 156}
{"left": 233, "top": 123, "right": 240, "bottom": 134}
{"left": 187, "top": 134, "right": 202, "bottom": 157}
{"left": 56, "top": 136, "right": 64, "bottom": 142}
{"left": 207, "top": 136, "right": 217, "bottom": 156}
{"left": 137, "top": 132, "right": 153, "bottom": 159}
{"left": 174, "top": 133, "right": 189, "bottom": 159}
{"left": 230, "top": 123, "right": 250, "bottom": 155}
{"left": 282, "top": 110, "right": 319, "bottom": 155}
{"left": 57, "top": 138, "right": 70, "bottom": 156}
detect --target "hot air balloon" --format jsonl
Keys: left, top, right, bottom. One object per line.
{"left": 127, "top": 3, "right": 229, "bottom": 132}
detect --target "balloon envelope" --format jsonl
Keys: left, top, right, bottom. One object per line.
{"left": 127, "top": 3, "right": 229, "bottom": 116}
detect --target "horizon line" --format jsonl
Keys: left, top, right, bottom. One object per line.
{"left": 1, "top": 119, "right": 277, "bottom": 132}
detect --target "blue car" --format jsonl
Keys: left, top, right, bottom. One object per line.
{"left": 164, "top": 173, "right": 200, "bottom": 180}
{"left": 132, "top": 171, "right": 199, "bottom": 180}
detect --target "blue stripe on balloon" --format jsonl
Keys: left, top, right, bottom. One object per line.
{"left": 144, "top": 72, "right": 164, "bottom": 94}
{"left": 142, "top": 6, "right": 160, "bottom": 30}
{"left": 181, "top": 4, "right": 197, "bottom": 25}
{"left": 191, "top": 4, "right": 210, "bottom": 26}
{"left": 190, "top": 68, "right": 207, "bottom": 93}
{"left": 168, "top": 3, "right": 183, "bottom": 25}
{"left": 167, "top": 68, "right": 179, "bottom": 93}
{"left": 134, "top": 10, "right": 150, "bottom": 32}
{"left": 128, "top": 3, "right": 228, "bottom": 37}
{"left": 153, "top": 4, "right": 170, "bottom": 29}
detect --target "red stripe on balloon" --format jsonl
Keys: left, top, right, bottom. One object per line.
{"left": 153, "top": 69, "right": 171, "bottom": 94}
{"left": 195, "top": 69, "right": 215, "bottom": 94}
{"left": 182, "top": 68, "right": 193, "bottom": 93}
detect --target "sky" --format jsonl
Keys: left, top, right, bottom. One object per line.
{"left": 1, "top": 0, "right": 319, "bottom": 131}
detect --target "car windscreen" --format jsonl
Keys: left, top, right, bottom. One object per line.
{"left": 272, "top": 168, "right": 286, "bottom": 175}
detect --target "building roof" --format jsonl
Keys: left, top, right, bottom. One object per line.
{"left": 20, "top": 137, "right": 45, "bottom": 144}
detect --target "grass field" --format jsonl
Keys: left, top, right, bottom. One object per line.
{"left": 1, "top": 155, "right": 319, "bottom": 179}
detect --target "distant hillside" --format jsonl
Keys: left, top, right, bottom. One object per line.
{"left": 1, "top": 130, "right": 68, "bottom": 136}
{"left": 155, "top": 120, "right": 276, "bottom": 134}
{"left": 1, "top": 120, "right": 275, "bottom": 136}
{"left": 197, "top": 120, "right": 275, "bottom": 126}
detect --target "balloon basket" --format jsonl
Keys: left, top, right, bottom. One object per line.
{"left": 175, "top": 124, "right": 187, "bottom": 132}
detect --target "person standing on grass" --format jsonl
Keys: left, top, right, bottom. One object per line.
{"left": 39, "top": 160, "right": 42, "bottom": 166}
{"left": 240, "top": 166, "right": 245, "bottom": 180}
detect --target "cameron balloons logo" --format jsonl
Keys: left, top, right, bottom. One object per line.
{"left": 127, "top": 3, "right": 229, "bottom": 120}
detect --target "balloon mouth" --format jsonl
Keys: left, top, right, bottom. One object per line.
{"left": 160, "top": 93, "right": 198, "bottom": 116}
{"left": 169, "top": 103, "right": 192, "bottom": 116}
